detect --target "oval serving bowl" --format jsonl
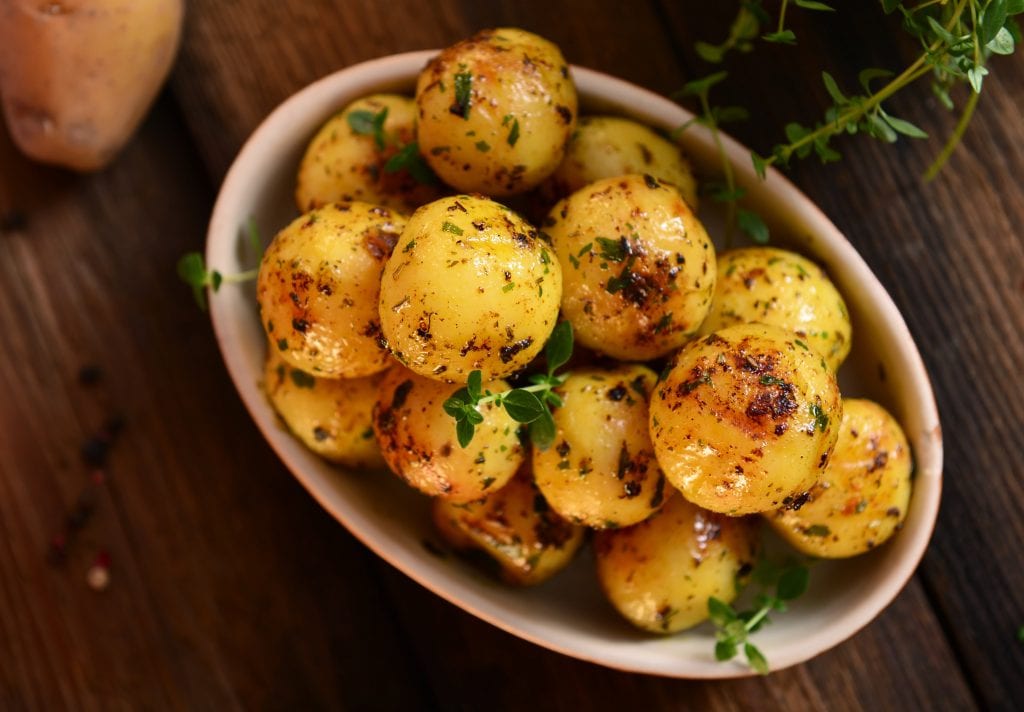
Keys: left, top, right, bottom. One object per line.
{"left": 206, "top": 50, "right": 942, "bottom": 678}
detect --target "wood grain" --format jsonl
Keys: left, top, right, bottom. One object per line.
{"left": 1, "top": 0, "right": 1021, "bottom": 708}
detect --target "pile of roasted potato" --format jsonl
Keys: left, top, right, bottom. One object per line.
{"left": 257, "top": 28, "right": 913, "bottom": 635}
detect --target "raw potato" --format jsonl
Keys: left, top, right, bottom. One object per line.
{"left": 0, "top": 0, "right": 183, "bottom": 171}
{"left": 650, "top": 323, "right": 842, "bottom": 516}
{"left": 295, "top": 94, "right": 443, "bottom": 213}
{"left": 699, "top": 247, "right": 852, "bottom": 371}
{"left": 257, "top": 202, "right": 406, "bottom": 378}
{"left": 767, "top": 399, "right": 912, "bottom": 557}
{"left": 595, "top": 495, "right": 758, "bottom": 633}
{"left": 546, "top": 174, "right": 716, "bottom": 360}
{"left": 378, "top": 195, "right": 562, "bottom": 382}
{"left": 373, "top": 366, "right": 523, "bottom": 502}
{"left": 533, "top": 365, "right": 671, "bottom": 529}
{"left": 432, "top": 468, "right": 585, "bottom": 585}
{"left": 416, "top": 27, "right": 577, "bottom": 196}
{"left": 264, "top": 349, "right": 386, "bottom": 469}
{"left": 538, "top": 115, "right": 699, "bottom": 208}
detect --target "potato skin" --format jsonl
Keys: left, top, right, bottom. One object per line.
{"left": 649, "top": 323, "right": 842, "bottom": 516}
{"left": 264, "top": 349, "right": 386, "bottom": 469}
{"left": 295, "top": 94, "right": 443, "bottom": 213}
{"left": 533, "top": 365, "right": 670, "bottom": 529}
{"left": 0, "top": 0, "right": 183, "bottom": 171}
{"left": 373, "top": 366, "right": 524, "bottom": 502}
{"left": 378, "top": 195, "right": 562, "bottom": 381}
{"left": 698, "top": 247, "right": 852, "bottom": 372}
{"left": 432, "top": 468, "right": 585, "bottom": 585}
{"left": 595, "top": 495, "right": 758, "bottom": 633}
{"left": 257, "top": 202, "right": 406, "bottom": 378}
{"left": 416, "top": 27, "right": 577, "bottom": 196}
{"left": 538, "top": 116, "right": 698, "bottom": 209}
{"left": 546, "top": 174, "right": 716, "bottom": 360}
{"left": 766, "top": 399, "right": 912, "bottom": 557}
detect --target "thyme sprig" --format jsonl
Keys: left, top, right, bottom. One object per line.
{"left": 177, "top": 218, "right": 262, "bottom": 310}
{"left": 696, "top": 0, "right": 1023, "bottom": 184}
{"left": 443, "top": 321, "right": 573, "bottom": 450}
{"left": 672, "top": 73, "right": 769, "bottom": 246}
{"left": 709, "top": 559, "right": 811, "bottom": 674}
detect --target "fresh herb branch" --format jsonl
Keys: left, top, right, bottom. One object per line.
{"left": 708, "top": 558, "right": 810, "bottom": 674}
{"left": 177, "top": 218, "right": 261, "bottom": 310}
{"left": 672, "top": 73, "right": 768, "bottom": 246}
{"left": 443, "top": 321, "right": 574, "bottom": 450}
{"left": 686, "top": 0, "right": 1022, "bottom": 203}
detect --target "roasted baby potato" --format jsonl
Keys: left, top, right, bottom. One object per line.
{"left": 698, "top": 247, "right": 852, "bottom": 371}
{"left": 416, "top": 27, "right": 577, "bottom": 195}
{"left": 432, "top": 468, "right": 586, "bottom": 585}
{"left": 767, "top": 398, "right": 912, "bottom": 557}
{"left": 378, "top": 195, "right": 562, "bottom": 381}
{"left": 533, "top": 364, "right": 670, "bottom": 528}
{"left": 264, "top": 349, "right": 386, "bottom": 469}
{"left": 538, "top": 115, "right": 698, "bottom": 208}
{"left": 257, "top": 202, "right": 405, "bottom": 378}
{"left": 595, "top": 495, "right": 758, "bottom": 633}
{"left": 373, "top": 366, "right": 523, "bottom": 502}
{"left": 649, "top": 323, "right": 842, "bottom": 516}
{"left": 295, "top": 94, "right": 443, "bottom": 213}
{"left": 546, "top": 174, "right": 716, "bottom": 360}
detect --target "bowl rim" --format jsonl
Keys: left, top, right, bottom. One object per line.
{"left": 207, "top": 49, "right": 943, "bottom": 678}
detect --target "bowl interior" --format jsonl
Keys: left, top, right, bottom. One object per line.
{"left": 206, "top": 50, "right": 942, "bottom": 678}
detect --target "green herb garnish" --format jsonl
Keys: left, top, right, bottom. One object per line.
{"left": 709, "top": 560, "right": 810, "bottom": 675}
{"left": 453, "top": 71, "right": 473, "bottom": 118}
{"left": 384, "top": 141, "right": 438, "bottom": 184}
{"left": 177, "top": 220, "right": 261, "bottom": 310}
{"left": 443, "top": 321, "right": 573, "bottom": 449}
{"left": 346, "top": 107, "right": 389, "bottom": 149}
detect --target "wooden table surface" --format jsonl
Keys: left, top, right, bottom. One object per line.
{"left": 2, "top": 1, "right": 1022, "bottom": 709}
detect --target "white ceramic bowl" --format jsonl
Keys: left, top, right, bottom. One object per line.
{"left": 206, "top": 50, "right": 942, "bottom": 678}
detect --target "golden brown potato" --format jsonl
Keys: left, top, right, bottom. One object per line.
{"left": 0, "top": 0, "right": 183, "bottom": 171}
{"left": 416, "top": 27, "right": 577, "bottom": 195}
{"left": 378, "top": 195, "right": 562, "bottom": 382}
{"left": 432, "top": 468, "right": 586, "bottom": 585}
{"left": 545, "top": 174, "right": 716, "bottom": 360}
{"left": 295, "top": 94, "right": 444, "bottom": 213}
{"left": 595, "top": 495, "right": 758, "bottom": 633}
{"left": 766, "top": 399, "right": 912, "bottom": 557}
{"left": 698, "top": 247, "right": 852, "bottom": 371}
{"left": 264, "top": 349, "right": 386, "bottom": 469}
{"left": 533, "top": 365, "right": 670, "bottom": 528}
{"left": 373, "top": 366, "right": 524, "bottom": 502}
{"left": 649, "top": 323, "right": 842, "bottom": 516}
{"left": 538, "top": 115, "right": 698, "bottom": 208}
{"left": 257, "top": 202, "right": 405, "bottom": 378}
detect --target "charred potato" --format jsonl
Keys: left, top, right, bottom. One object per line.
{"left": 416, "top": 27, "right": 577, "bottom": 195}
{"left": 432, "top": 468, "right": 586, "bottom": 585}
{"left": 767, "top": 399, "right": 912, "bottom": 557}
{"left": 699, "top": 247, "right": 852, "bottom": 371}
{"left": 595, "top": 495, "right": 758, "bottom": 633}
{"left": 373, "top": 366, "right": 523, "bottom": 502}
{"left": 264, "top": 349, "right": 385, "bottom": 469}
{"left": 649, "top": 323, "right": 842, "bottom": 516}
{"left": 257, "top": 202, "right": 405, "bottom": 378}
{"left": 378, "top": 195, "right": 562, "bottom": 381}
{"left": 295, "top": 94, "right": 443, "bottom": 213}
{"left": 539, "top": 115, "right": 698, "bottom": 208}
{"left": 546, "top": 174, "right": 716, "bottom": 360}
{"left": 533, "top": 365, "right": 670, "bottom": 528}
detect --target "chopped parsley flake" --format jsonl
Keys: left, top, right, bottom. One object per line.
{"left": 442, "top": 221, "right": 464, "bottom": 236}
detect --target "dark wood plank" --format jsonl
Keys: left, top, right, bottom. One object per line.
{"left": 0, "top": 97, "right": 432, "bottom": 710}
{"left": 165, "top": 0, "right": 985, "bottom": 708}
{"left": 376, "top": 559, "right": 976, "bottom": 711}
{"left": 657, "top": 3, "right": 1024, "bottom": 708}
